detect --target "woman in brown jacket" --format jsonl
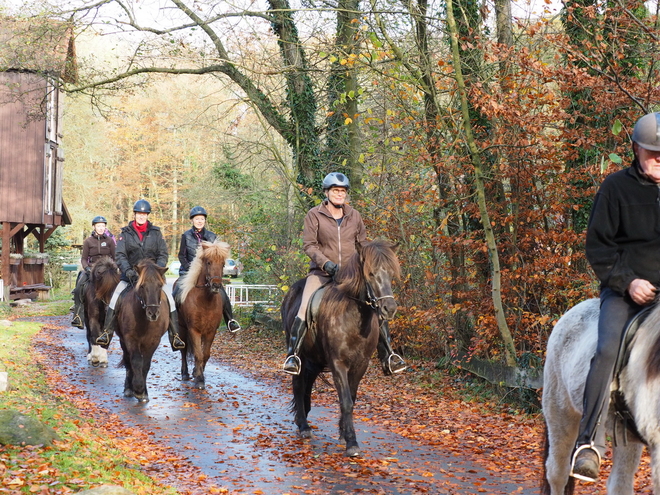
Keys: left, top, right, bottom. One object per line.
{"left": 71, "top": 216, "right": 116, "bottom": 328}
{"left": 282, "top": 172, "right": 406, "bottom": 376}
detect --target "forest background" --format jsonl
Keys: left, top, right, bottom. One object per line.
{"left": 2, "top": 0, "right": 657, "bottom": 378}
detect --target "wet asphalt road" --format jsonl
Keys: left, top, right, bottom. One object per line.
{"left": 34, "top": 314, "right": 537, "bottom": 495}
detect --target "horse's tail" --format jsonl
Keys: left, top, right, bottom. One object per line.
{"left": 540, "top": 424, "right": 575, "bottom": 495}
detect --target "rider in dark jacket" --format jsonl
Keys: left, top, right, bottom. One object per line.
{"left": 71, "top": 216, "right": 116, "bottom": 329}
{"left": 96, "top": 199, "right": 185, "bottom": 351}
{"left": 176, "top": 206, "right": 241, "bottom": 332}
{"left": 571, "top": 112, "right": 660, "bottom": 482}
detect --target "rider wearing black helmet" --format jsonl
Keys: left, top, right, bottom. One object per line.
{"left": 96, "top": 199, "right": 185, "bottom": 351}
{"left": 176, "top": 206, "right": 241, "bottom": 332}
{"left": 282, "top": 172, "right": 406, "bottom": 376}
{"left": 571, "top": 112, "right": 660, "bottom": 482}
{"left": 71, "top": 215, "right": 116, "bottom": 329}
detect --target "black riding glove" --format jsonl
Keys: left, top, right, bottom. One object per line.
{"left": 323, "top": 261, "right": 338, "bottom": 276}
{"left": 84, "top": 266, "right": 91, "bottom": 273}
{"left": 126, "top": 269, "right": 138, "bottom": 285}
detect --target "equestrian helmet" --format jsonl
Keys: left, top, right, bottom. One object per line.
{"left": 189, "top": 206, "right": 208, "bottom": 219}
{"left": 133, "top": 199, "right": 151, "bottom": 213}
{"left": 632, "top": 112, "right": 660, "bottom": 151}
{"left": 322, "top": 172, "right": 350, "bottom": 191}
{"left": 92, "top": 215, "right": 108, "bottom": 225}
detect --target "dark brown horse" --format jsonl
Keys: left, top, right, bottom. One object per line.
{"left": 116, "top": 259, "right": 169, "bottom": 403}
{"left": 175, "top": 240, "right": 230, "bottom": 389}
{"left": 281, "top": 239, "right": 400, "bottom": 456}
{"left": 84, "top": 256, "right": 120, "bottom": 368}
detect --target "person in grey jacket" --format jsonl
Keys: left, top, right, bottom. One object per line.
{"left": 571, "top": 112, "right": 660, "bottom": 482}
{"left": 176, "top": 206, "right": 241, "bottom": 332}
{"left": 95, "top": 199, "right": 185, "bottom": 351}
{"left": 282, "top": 172, "right": 406, "bottom": 376}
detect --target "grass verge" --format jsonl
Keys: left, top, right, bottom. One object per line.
{"left": 0, "top": 308, "right": 182, "bottom": 494}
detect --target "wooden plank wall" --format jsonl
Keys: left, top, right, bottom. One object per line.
{"left": 0, "top": 71, "right": 46, "bottom": 224}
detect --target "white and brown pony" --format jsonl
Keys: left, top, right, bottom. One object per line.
{"left": 175, "top": 240, "right": 230, "bottom": 390}
{"left": 542, "top": 298, "right": 660, "bottom": 494}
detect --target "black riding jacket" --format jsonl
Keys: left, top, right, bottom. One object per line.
{"left": 178, "top": 227, "right": 217, "bottom": 274}
{"left": 586, "top": 161, "right": 660, "bottom": 295}
{"left": 115, "top": 221, "right": 168, "bottom": 282}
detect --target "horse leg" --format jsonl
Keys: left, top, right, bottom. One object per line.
{"left": 129, "top": 350, "right": 149, "bottom": 402}
{"left": 195, "top": 330, "right": 214, "bottom": 390}
{"left": 541, "top": 380, "right": 580, "bottom": 495}
{"left": 332, "top": 367, "right": 359, "bottom": 457}
{"left": 180, "top": 345, "right": 190, "bottom": 381}
{"left": 292, "top": 367, "right": 315, "bottom": 438}
{"left": 608, "top": 442, "right": 642, "bottom": 495}
{"left": 190, "top": 331, "right": 205, "bottom": 389}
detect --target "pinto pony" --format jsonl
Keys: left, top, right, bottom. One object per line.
{"left": 542, "top": 298, "right": 660, "bottom": 494}
{"left": 84, "top": 257, "right": 120, "bottom": 368}
{"left": 175, "top": 240, "right": 230, "bottom": 389}
{"left": 115, "top": 259, "right": 169, "bottom": 403}
{"left": 281, "top": 239, "right": 400, "bottom": 457}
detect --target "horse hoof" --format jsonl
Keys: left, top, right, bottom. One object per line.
{"left": 136, "top": 396, "right": 149, "bottom": 403}
{"left": 91, "top": 360, "right": 100, "bottom": 367}
{"left": 123, "top": 389, "right": 134, "bottom": 398}
{"left": 181, "top": 374, "right": 191, "bottom": 381}
{"left": 345, "top": 446, "right": 360, "bottom": 457}
{"left": 194, "top": 383, "right": 206, "bottom": 390}
{"left": 300, "top": 429, "right": 312, "bottom": 439}
{"left": 99, "top": 362, "right": 108, "bottom": 368}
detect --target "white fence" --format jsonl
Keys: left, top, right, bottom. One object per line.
{"left": 226, "top": 284, "right": 280, "bottom": 308}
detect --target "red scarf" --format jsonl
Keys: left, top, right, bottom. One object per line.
{"left": 132, "top": 220, "right": 148, "bottom": 241}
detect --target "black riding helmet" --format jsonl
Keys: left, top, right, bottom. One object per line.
{"left": 133, "top": 199, "right": 151, "bottom": 213}
{"left": 92, "top": 215, "right": 108, "bottom": 225}
{"left": 189, "top": 206, "right": 208, "bottom": 219}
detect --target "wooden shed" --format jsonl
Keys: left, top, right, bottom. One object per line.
{"left": 0, "top": 16, "right": 76, "bottom": 300}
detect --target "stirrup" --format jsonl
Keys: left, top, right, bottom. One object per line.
{"left": 71, "top": 314, "right": 84, "bottom": 329}
{"left": 227, "top": 319, "right": 241, "bottom": 333}
{"left": 570, "top": 444, "right": 601, "bottom": 482}
{"left": 282, "top": 354, "right": 301, "bottom": 375}
{"left": 386, "top": 353, "right": 406, "bottom": 374}
{"left": 171, "top": 335, "right": 185, "bottom": 350}
{"left": 96, "top": 331, "right": 110, "bottom": 346}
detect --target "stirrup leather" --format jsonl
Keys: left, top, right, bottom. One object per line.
{"left": 386, "top": 353, "right": 406, "bottom": 374}
{"left": 282, "top": 354, "right": 302, "bottom": 375}
{"left": 570, "top": 444, "right": 601, "bottom": 482}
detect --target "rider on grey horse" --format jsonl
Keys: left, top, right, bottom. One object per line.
{"left": 571, "top": 112, "right": 660, "bottom": 482}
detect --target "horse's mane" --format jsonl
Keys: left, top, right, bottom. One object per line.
{"left": 90, "top": 256, "right": 120, "bottom": 301}
{"left": 135, "top": 258, "right": 166, "bottom": 288}
{"left": 178, "top": 240, "right": 230, "bottom": 303}
{"left": 334, "top": 239, "right": 400, "bottom": 298}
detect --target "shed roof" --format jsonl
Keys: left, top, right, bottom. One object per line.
{"left": 0, "top": 16, "right": 77, "bottom": 83}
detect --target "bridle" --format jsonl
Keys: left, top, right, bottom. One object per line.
{"left": 196, "top": 274, "right": 223, "bottom": 290}
{"left": 135, "top": 285, "right": 162, "bottom": 311}
{"left": 365, "top": 280, "right": 396, "bottom": 319}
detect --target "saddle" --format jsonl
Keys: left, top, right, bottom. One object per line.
{"left": 303, "top": 284, "right": 329, "bottom": 346}
{"left": 611, "top": 304, "right": 654, "bottom": 446}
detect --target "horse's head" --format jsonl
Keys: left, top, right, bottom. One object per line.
{"left": 134, "top": 260, "right": 168, "bottom": 321}
{"left": 199, "top": 241, "right": 229, "bottom": 293}
{"left": 358, "top": 240, "right": 401, "bottom": 321}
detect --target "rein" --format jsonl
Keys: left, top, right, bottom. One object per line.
{"left": 347, "top": 280, "right": 395, "bottom": 319}
{"left": 195, "top": 275, "right": 224, "bottom": 289}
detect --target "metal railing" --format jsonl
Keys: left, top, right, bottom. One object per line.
{"left": 226, "top": 284, "right": 280, "bottom": 307}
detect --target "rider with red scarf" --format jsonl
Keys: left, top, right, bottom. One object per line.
{"left": 96, "top": 199, "right": 185, "bottom": 351}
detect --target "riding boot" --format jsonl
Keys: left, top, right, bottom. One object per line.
{"left": 70, "top": 278, "right": 84, "bottom": 329}
{"left": 221, "top": 287, "right": 241, "bottom": 332}
{"left": 96, "top": 307, "right": 116, "bottom": 349}
{"left": 283, "top": 317, "right": 307, "bottom": 375}
{"left": 168, "top": 310, "right": 186, "bottom": 350}
{"left": 377, "top": 320, "right": 406, "bottom": 376}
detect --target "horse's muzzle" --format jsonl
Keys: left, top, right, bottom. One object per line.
{"left": 146, "top": 309, "right": 160, "bottom": 322}
{"left": 379, "top": 298, "right": 398, "bottom": 320}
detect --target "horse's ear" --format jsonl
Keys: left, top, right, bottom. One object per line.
{"left": 134, "top": 264, "right": 143, "bottom": 275}
{"left": 157, "top": 266, "right": 168, "bottom": 276}
{"left": 391, "top": 241, "right": 400, "bottom": 253}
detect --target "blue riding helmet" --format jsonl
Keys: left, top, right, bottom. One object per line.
{"left": 92, "top": 215, "right": 108, "bottom": 225}
{"left": 133, "top": 199, "right": 151, "bottom": 213}
{"left": 189, "top": 206, "right": 208, "bottom": 219}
